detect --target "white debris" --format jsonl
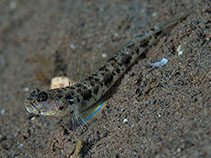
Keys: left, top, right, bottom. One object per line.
{"left": 177, "top": 148, "right": 182, "bottom": 152}
{"left": 123, "top": 118, "right": 128, "bottom": 123}
{"left": 120, "top": 108, "right": 125, "bottom": 113}
{"left": 177, "top": 45, "right": 181, "bottom": 52}
{"left": 177, "top": 45, "right": 183, "bottom": 56}
{"left": 31, "top": 117, "right": 35, "bottom": 121}
{"left": 178, "top": 50, "right": 183, "bottom": 55}
{"left": 9, "top": 1, "right": 17, "bottom": 10}
{"left": 23, "top": 87, "right": 29, "bottom": 92}
{"left": 158, "top": 114, "right": 161, "bottom": 118}
{"left": 69, "top": 43, "right": 76, "bottom": 49}
{"left": 141, "top": 9, "right": 145, "bottom": 13}
{"left": 102, "top": 53, "right": 108, "bottom": 58}
{"left": 152, "top": 12, "right": 157, "bottom": 17}
{"left": 149, "top": 58, "right": 168, "bottom": 67}
{"left": 153, "top": 25, "right": 159, "bottom": 30}
{"left": 50, "top": 76, "right": 76, "bottom": 89}
{"left": 0, "top": 109, "right": 5, "bottom": 115}
{"left": 114, "top": 33, "right": 118, "bottom": 37}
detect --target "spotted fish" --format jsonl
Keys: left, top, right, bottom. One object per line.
{"left": 24, "top": 10, "right": 193, "bottom": 128}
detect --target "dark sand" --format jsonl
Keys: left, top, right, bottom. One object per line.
{"left": 0, "top": 0, "right": 210, "bottom": 157}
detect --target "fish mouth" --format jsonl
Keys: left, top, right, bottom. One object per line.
{"left": 24, "top": 101, "right": 40, "bottom": 115}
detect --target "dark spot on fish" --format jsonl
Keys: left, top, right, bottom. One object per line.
{"left": 108, "top": 57, "right": 117, "bottom": 63}
{"left": 67, "top": 86, "right": 75, "bottom": 90}
{"left": 57, "top": 90, "right": 62, "bottom": 93}
{"left": 116, "top": 68, "right": 120, "bottom": 73}
{"left": 82, "top": 89, "right": 92, "bottom": 101}
{"left": 135, "top": 47, "right": 139, "bottom": 54}
{"left": 76, "top": 84, "right": 82, "bottom": 88}
{"left": 103, "top": 73, "right": 113, "bottom": 86}
{"left": 87, "top": 76, "right": 94, "bottom": 81}
{"left": 91, "top": 82, "right": 95, "bottom": 86}
{"left": 76, "top": 84, "right": 88, "bottom": 91}
{"left": 127, "top": 43, "right": 135, "bottom": 49}
{"left": 77, "top": 89, "right": 82, "bottom": 93}
{"left": 76, "top": 96, "right": 80, "bottom": 102}
{"left": 121, "top": 55, "right": 132, "bottom": 65}
{"left": 104, "top": 67, "right": 109, "bottom": 72}
{"left": 99, "top": 66, "right": 106, "bottom": 71}
{"left": 112, "top": 71, "right": 116, "bottom": 76}
{"left": 94, "top": 78, "right": 100, "bottom": 82}
{"left": 119, "top": 62, "right": 123, "bottom": 67}
{"left": 111, "top": 62, "right": 115, "bottom": 67}
{"left": 67, "top": 91, "right": 75, "bottom": 96}
{"left": 93, "top": 85, "right": 99, "bottom": 95}
{"left": 139, "top": 39, "right": 149, "bottom": 47}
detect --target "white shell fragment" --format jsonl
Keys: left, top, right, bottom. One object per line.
{"left": 178, "top": 50, "right": 183, "bottom": 55}
{"left": 149, "top": 58, "right": 168, "bottom": 67}
{"left": 69, "top": 43, "right": 76, "bottom": 49}
{"left": 177, "top": 45, "right": 181, "bottom": 52}
{"left": 30, "top": 116, "right": 36, "bottom": 121}
{"left": 102, "top": 53, "right": 108, "bottom": 58}
{"left": 123, "top": 118, "right": 128, "bottom": 123}
{"left": 23, "top": 87, "right": 29, "bottom": 92}
{"left": 177, "top": 45, "right": 183, "bottom": 56}
{"left": 50, "top": 76, "right": 77, "bottom": 89}
{"left": 0, "top": 109, "right": 5, "bottom": 115}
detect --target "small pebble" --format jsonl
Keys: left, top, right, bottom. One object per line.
{"left": 9, "top": 1, "right": 17, "bottom": 10}
{"left": 51, "top": 76, "right": 75, "bottom": 89}
{"left": 177, "top": 45, "right": 183, "bottom": 56}
{"left": 123, "top": 118, "right": 128, "bottom": 123}
{"left": 178, "top": 50, "right": 183, "bottom": 56}
{"left": 23, "top": 87, "right": 29, "bottom": 92}
{"left": 177, "top": 45, "right": 181, "bottom": 52}
{"left": 31, "top": 117, "right": 35, "bottom": 121}
{"left": 102, "top": 53, "right": 108, "bottom": 58}
{"left": 177, "top": 148, "right": 182, "bottom": 152}
{"left": 0, "top": 109, "right": 5, "bottom": 115}
{"left": 114, "top": 33, "right": 118, "bottom": 37}
{"left": 69, "top": 43, "right": 76, "bottom": 49}
{"left": 149, "top": 58, "right": 168, "bottom": 67}
{"left": 152, "top": 12, "right": 157, "bottom": 17}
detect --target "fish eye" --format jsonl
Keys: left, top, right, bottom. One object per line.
{"left": 37, "top": 92, "right": 48, "bottom": 102}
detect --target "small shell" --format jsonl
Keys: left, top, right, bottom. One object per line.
{"left": 149, "top": 58, "right": 168, "bottom": 67}
{"left": 50, "top": 76, "right": 77, "bottom": 89}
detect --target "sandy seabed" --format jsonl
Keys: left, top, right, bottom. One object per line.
{"left": 0, "top": 0, "right": 210, "bottom": 157}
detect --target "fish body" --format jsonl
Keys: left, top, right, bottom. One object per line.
{"left": 25, "top": 10, "right": 193, "bottom": 127}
